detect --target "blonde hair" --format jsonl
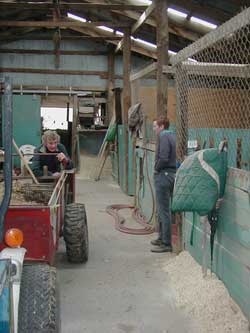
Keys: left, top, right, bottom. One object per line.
{"left": 42, "top": 130, "right": 60, "bottom": 145}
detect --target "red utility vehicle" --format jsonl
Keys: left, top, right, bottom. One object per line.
{"left": 0, "top": 78, "right": 88, "bottom": 333}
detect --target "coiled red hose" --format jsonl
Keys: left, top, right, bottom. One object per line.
{"left": 106, "top": 204, "right": 155, "bottom": 235}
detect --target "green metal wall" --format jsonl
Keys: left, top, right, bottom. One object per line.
{"left": 0, "top": 40, "right": 154, "bottom": 91}
{"left": 110, "top": 150, "right": 118, "bottom": 182}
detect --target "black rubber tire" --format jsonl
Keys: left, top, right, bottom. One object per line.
{"left": 18, "top": 264, "right": 60, "bottom": 333}
{"left": 63, "top": 203, "right": 89, "bottom": 263}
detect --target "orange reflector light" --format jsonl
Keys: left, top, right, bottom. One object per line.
{"left": 5, "top": 228, "right": 24, "bottom": 248}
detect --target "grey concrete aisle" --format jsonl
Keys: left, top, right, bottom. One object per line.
{"left": 57, "top": 177, "right": 194, "bottom": 333}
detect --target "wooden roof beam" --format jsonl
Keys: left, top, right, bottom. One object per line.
{"left": 115, "top": 1, "right": 156, "bottom": 53}
{"left": 53, "top": 30, "right": 61, "bottom": 69}
{"left": 0, "top": 67, "right": 123, "bottom": 79}
{"left": 0, "top": 20, "right": 131, "bottom": 29}
{"left": 0, "top": 34, "right": 122, "bottom": 41}
{"left": 69, "top": 25, "right": 157, "bottom": 59}
{"left": 113, "top": 9, "right": 200, "bottom": 42}
{"left": 53, "top": 0, "right": 61, "bottom": 19}
{"left": 0, "top": 2, "right": 148, "bottom": 11}
{"left": 0, "top": 49, "right": 108, "bottom": 55}
{"left": 130, "top": 62, "right": 157, "bottom": 81}
{"left": 131, "top": 2, "right": 156, "bottom": 34}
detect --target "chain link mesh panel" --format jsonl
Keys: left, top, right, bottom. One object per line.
{"left": 173, "top": 8, "right": 250, "bottom": 170}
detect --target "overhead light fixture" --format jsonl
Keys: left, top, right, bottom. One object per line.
{"left": 67, "top": 12, "right": 87, "bottom": 23}
{"left": 134, "top": 38, "right": 157, "bottom": 49}
{"left": 136, "top": 0, "right": 152, "bottom": 4}
{"left": 97, "top": 26, "right": 114, "bottom": 33}
{"left": 169, "top": 50, "right": 177, "bottom": 55}
{"left": 115, "top": 30, "right": 124, "bottom": 36}
{"left": 168, "top": 8, "right": 187, "bottom": 18}
{"left": 191, "top": 16, "right": 217, "bottom": 29}
{"left": 133, "top": 37, "right": 176, "bottom": 56}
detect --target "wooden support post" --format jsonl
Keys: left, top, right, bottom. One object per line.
{"left": 155, "top": 0, "right": 168, "bottom": 117}
{"left": 176, "top": 65, "right": 188, "bottom": 163}
{"left": 72, "top": 95, "right": 78, "bottom": 167}
{"left": 131, "top": 79, "right": 140, "bottom": 205}
{"left": 53, "top": 30, "right": 61, "bottom": 69}
{"left": 114, "top": 88, "right": 122, "bottom": 125}
{"left": 114, "top": 88, "right": 122, "bottom": 184}
{"left": 107, "top": 46, "right": 115, "bottom": 125}
{"left": 131, "top": 79, "right": 140, "bottom": 106}
{"left": 122, "top": 28, "right": 131, "bottom": 194}
{"left": 174, "top": 65, "right": 188, "bottom": 254}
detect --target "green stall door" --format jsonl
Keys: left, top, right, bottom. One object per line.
{"left": 13, "top": 95, "right": 41, "bottom": 166}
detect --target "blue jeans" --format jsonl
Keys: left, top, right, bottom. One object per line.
{"left": 154, "top": 171, "right": 175, "bottom": 246}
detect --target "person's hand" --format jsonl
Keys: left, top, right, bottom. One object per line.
{"left": 52, "top": 172, "right": 61, "bottom": 178}
{"left": 57, "top": 152, "right": 66, "bottom": 162}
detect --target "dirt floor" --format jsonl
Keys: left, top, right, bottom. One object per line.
{"left": 77, "top": 150, "right": 112, "bottom": 180}
{"left": 56, "top": 154, "right": 249, "bottom": 333}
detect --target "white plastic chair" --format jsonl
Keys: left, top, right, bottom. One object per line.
{"left": 19, "top": 144, "right": 36, "bottom": 175}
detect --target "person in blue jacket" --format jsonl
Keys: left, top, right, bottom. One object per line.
{"left": 151, "top": 116, "right": 176, "bottom": 253}
{"left": 31, "top": 130, "right": 73, "bottom": 177}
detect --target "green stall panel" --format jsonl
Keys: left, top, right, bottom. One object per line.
{"left": 1, "top": 95, "right": 41, "bottom": 163}
{"left": 118, "top": 125, "right": 134, "bottom": 195}
{"left": 13, "top": 95, "right": 41, "bottom": 147}
{"left": 184, "top": 168, "right": 250, "bottom": 320}
{"left": 12, "top": 95, "right": 41, "bottom": 167}
{"left": 188, "top": 128, "right": 250, "bottom": 170}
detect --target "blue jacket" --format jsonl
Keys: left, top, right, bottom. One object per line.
{"left": 154, "top": 130, "right": 176, "bottom": 172}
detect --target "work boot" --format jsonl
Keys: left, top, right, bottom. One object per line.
{"left": 151, "top": 244, "right": 172, "bottom": 253}
{"left": 150, "top": 238, "right": 162, "bottom": 246}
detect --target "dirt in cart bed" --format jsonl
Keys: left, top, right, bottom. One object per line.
{"left": 0, "top": 180, "right": 48, "bottom": 205}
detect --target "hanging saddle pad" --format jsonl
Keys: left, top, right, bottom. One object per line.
{"left": 106, "top": 124, "right": 117, "bottom": 142}
{"left": 172, "top": 148, "right": 227, "bottom": 216}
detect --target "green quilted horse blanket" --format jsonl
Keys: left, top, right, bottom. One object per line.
{"left": 172, "top": 148, "right": 227, "bottom": 216}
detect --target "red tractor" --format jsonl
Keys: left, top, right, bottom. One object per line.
{"left": 0, "top": 78, "right": 88, "bottom": 332}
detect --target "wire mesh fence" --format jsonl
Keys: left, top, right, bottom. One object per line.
{"left": 173, "top": 7, "right": 250, "bottom": 170}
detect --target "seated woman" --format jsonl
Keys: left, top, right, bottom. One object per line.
{"left": 31, "top": 130, "right": 73, "bottom": 177}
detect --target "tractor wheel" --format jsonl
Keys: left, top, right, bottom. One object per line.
{"left": 64, "top": 203, "right": 89, "bottom": 263}
{"left": 18, "top": 264, "right": 60, "bottom": 333}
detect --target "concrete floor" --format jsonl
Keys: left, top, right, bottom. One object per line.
{"left": 57, "top": 175, "right": 195, "bottom": 333}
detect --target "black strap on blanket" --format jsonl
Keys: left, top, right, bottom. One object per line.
{"left": 208, "top": 207, "right": 219, "bottom": 272}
